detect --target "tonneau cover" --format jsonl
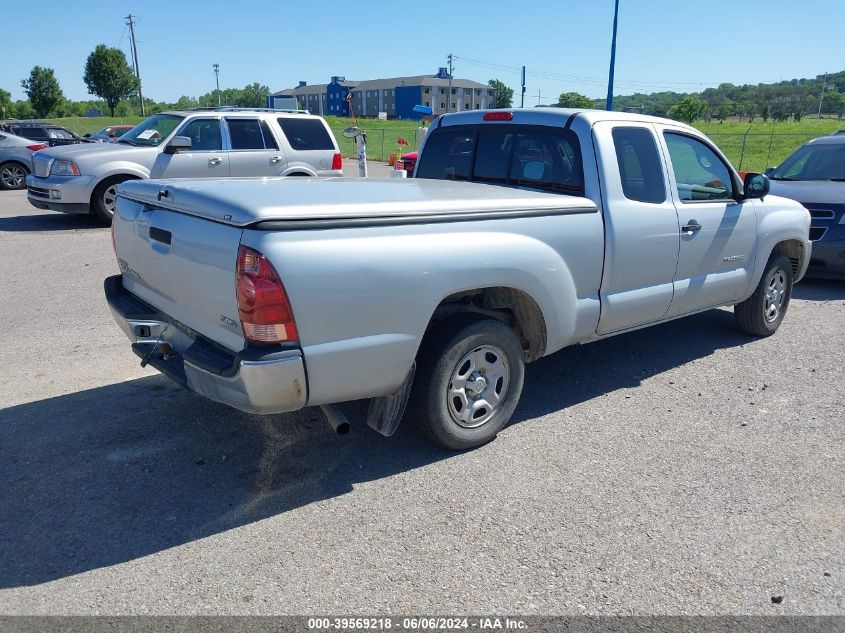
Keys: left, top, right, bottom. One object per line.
{"left": 118, "top": 177, "right": 596, "bottom": 227}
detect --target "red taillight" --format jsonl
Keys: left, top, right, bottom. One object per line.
{"left": 236, "top": 245, "right": 298, "bottom": 343}
{"left": 25, "top": 144, "right": 47, "bottom": 151}
{"left": 483, "top": 112, "right": 513, "bottom": 121}
{"left": 331, "top": 152, "right": 343, "bottom": 170}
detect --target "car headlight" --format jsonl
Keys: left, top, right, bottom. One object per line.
{"left": 50, "top": 160, "right": 80, "bottom": 176}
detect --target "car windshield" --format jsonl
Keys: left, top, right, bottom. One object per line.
{"left": 118, "top": 114, "right": 183, "bottom": 147}
{"left": 771, "top": 142, "right": 845, "bottom": 181}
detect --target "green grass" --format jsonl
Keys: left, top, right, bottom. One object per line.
{"left": 46, "top": 114, "right": 845, "bottom": 170}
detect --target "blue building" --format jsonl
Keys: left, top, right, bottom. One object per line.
{"left": 270, "top": 69, "right": 496, "bottom": 119}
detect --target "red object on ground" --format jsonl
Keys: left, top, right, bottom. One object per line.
{"left": 397, "top": 138, "right": 410, "bottom": 146}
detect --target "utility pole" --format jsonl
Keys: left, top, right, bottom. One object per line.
{"left": 817, "top": 71, "right": 827, "bottom": 119}
{"left": 213, "top": 63, "right": 221, "bottom": 107}
{"left": 125, "top": 14, "right": 145, "bottom": 116}
{"left": 521, "top": 66, "right": 526, "bottom": 108}
{"left": 605, "top": 0, "right": 620, "bottom": 111}
{"left": 447, "top": 53, "right": 453, "bottom": 113}
{"left": 537, "top": 88, "right": 542, "bottom": 106}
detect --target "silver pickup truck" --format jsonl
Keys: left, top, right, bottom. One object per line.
{"left": 106, "top": 109, "right": 811, "bottom": 450}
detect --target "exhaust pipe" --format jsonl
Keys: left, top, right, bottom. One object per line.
{"left": 320, "top": 405, "right": 350, "bottom": 435}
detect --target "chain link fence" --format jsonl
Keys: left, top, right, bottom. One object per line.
{"left": 327, "top": 125, "right": 423, "bottom": 162}
{"left": 708, "top": 132, "right": 819, "bottom": 172}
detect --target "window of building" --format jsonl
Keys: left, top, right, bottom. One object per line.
{"left": 611, "top": 127, "right": 666, "bottom": 204}
{"left": 440, "top": 102, "right": 446, "bottom": 109}
{"left": 451, "top": 102, "right": 456, "bottom": 110}
{"left": 663, "top": 132, "right": 734, "bottom": 201}
{"left": 424, "top": 101, "right": 430, "bottom": 107}
{"left": 424, "top": 88, "right": 430, "bottom": 95}
{"left": 451, "top": 88, "right": 456, "bottom": 94}
{"left": 440, "top": 88, "right": 445, "bottom": 94}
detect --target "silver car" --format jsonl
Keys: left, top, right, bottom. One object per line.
{"left": 0, "top": 131, "right": 46, "bottom": 190}
{"left": 26, "top": 107, "right": 344, "bottom": 223}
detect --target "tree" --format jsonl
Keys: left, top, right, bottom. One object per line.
{"left": 716, "top": 99, "right": 734, "bottom": 123}
{"left": 238, "top": 83, "right": 270, "bottom": 108}
{"left": 21, "top": 66, "right": 64, "bottom": 117}
{"left": 488, "top": 79, "right": 513, "bottom": 108}
{"left": 667, "top": 95, "right": 706, "bottom": 124}
{"left": 555, "top": 92, "right": 595, "bottom": 108}
{"left": 83, "top": 45, "right": 137, "bottom": 116}
{"left": 0, "top": 88, "right": 13, "bottom": 119}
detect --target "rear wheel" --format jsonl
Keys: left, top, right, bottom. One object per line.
{"left": 0, "top": 161, "right": 29, "bottom": 190}
{"left": 92, "top": 176, "right": 133, "bottom": 225}
{"left": 734, "top": 253, "right": 793, "bottom": 336}
{"left": 411, "top": 317, "right": 525, "bottom": 450}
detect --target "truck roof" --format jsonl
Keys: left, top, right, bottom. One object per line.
{"left": 437, "top": 107, "right": 699, "bottom": 134}
{"left": 119, "top": 177, "right": 596, "bottom": 227}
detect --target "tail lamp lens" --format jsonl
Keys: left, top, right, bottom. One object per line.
{"left": 482, "top": 112, "right": 514, "bottom": 121}
{"left": 331, "top": 152, "right": 343, "bottom": 170}
{"left": 25, "top": 144, "right": 47, "bottom": 151}
{"left": 236, "top": 245, "right": 298, "bottom": 343}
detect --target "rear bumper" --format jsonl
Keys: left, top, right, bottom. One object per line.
{"left": 104, "top": 275, "right": 308, "bottom": 414}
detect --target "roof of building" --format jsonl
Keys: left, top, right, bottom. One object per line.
{"left": 272, "top": 74, "right": 492, "bottom": 96}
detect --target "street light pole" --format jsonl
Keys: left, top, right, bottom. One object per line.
{"left": 213, "top": 63, "right": 221, "bottom": 107}
{"left": 605, "top": 0, "right": 620, "bottom": 111}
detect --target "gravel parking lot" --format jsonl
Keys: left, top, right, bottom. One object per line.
{"left": 0, "top": 174, "right": 842, "bottom": 616}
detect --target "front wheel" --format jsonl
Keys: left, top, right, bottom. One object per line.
{"left": 734, "top": 253, "right": 793, "bottom": 337}
{"left": 91, "top": 176, "right": 132, "bottom": 225}
{"left": 411, "top": 317, "right": 525, "bottom": 450}
{"left": 0, "top": 161, "right": 29, "bottom": 190}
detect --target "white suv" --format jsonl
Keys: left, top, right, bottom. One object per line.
{"left": 26, "top": 107, "right": 344, "bottom": 223}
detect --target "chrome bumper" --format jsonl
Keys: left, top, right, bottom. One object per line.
{"left": 104, "top": 275, "right": 307, "bottom": 415}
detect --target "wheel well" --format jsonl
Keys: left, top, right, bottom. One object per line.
{"left": 427, "top": 287, "right": 547, "bottom": 362}
{"left": 0, "top": 160, "right": 29, "bottom": 171}
{"left": 286, "top": 172, "right": 312, "bottom": 177}
{"left": 89, "top": 174, "right": 139, "bottom": 209}
{"left": 772, "top": 240, "right": 804, "bottom": 279}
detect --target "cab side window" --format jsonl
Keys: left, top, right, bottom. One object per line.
{"left": 664, "top": 132, "right": 733, "bottom": 201}
{"left": 612, "top": 127, "right": 666, "bottom": 203}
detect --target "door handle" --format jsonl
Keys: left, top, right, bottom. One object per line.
{"left": 682, "top": 220, "right": 702, "bottom": 234}
{"left": 208, "top": 157, "right": 223, "bottom": 166}
{"left": 270, "top": 156, "right": 283, "bottom": 164}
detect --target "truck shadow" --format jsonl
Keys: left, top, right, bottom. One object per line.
{"left": 0, "top": 308, "right": 751, "bottom": 588}
{"left": 793, "top": 278, "right": 844, "bottom": 301}
{"left": 0, "top": 212, "right": 102, "bottom": 232}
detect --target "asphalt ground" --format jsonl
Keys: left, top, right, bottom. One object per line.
{"left": 0, "top": 170, "right": 842, "bottom": 616}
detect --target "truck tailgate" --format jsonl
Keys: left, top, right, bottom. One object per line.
{"left": 113, "top": 193, "right": 245, "bottom": 352}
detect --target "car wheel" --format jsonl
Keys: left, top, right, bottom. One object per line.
{"left": 411, "top": 317, "right": 525, "bottom": 450}
{"left": 92, "top": 176, "right": 132, "bottom": 225}
{"left": 734, "top": 253, "right": 793, "bottom": 337}
{"left": 0, "top": 161, "right": 29, "bottom": 190}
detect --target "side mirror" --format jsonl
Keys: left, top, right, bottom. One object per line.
{"left": 763, "top": 166, "right": 776, "bottom": 177}
{"left": 743, "top": 172, "right": 770, "bottom": 200}
{"left": 164, "top": 135, "right": 192, "bottom": 154}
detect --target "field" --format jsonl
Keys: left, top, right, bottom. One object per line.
{"left": 45, "top": 114, "right": 844, "bottom": 169}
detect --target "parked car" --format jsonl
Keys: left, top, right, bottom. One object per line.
{"left": 0, "top": 121, "right": 92, "bottom": 147}
{"left": 399, "top": 150, "right": 417, "bottom": 175}
{"left": 0, "top": 131, "right": 47, "bottom": 190}
{"left": 767, "top": 133, "right": 845, "bottom": 279}
{"left": 26, "top": 107, "right": 344, "bottom": 224}
{"left": 85, "top": 124, "right": 135, "bottom": 143}
{"left": 106, "top": 108, "right": 810, "bottom": 450}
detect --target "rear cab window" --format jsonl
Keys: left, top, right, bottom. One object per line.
{"left": 277, "top": 118, "right": 334, "bottom": 150}
{"left": 415, "top": 124, "right": 583, "bottom": 195}
{"left": 612, "top": 127, "right": 666, "bottom": 203}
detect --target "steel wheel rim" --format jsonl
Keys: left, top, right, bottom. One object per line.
{"left": 1, "top": 164, "right": 26, "bottom": 188}
{"left": 764, "top": 269, "right": 787, "bottom": 322}
{"left": 447, "top": 345, "right": 510, "bottom": 428}
{"left": 103, "top": 184, "right": 119, "bottom": 215}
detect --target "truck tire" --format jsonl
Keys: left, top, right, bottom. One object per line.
{"left": 734, "top": 253, "right": 793, "bottom": 337}
{"left": 412, "top": 317, "right": 525, "bottom": 450}
{"left": 92, "top": 176, "right": 133, "bottom": 225}
{"left": 0, "top": 161, "right": 29, "bottom": 190}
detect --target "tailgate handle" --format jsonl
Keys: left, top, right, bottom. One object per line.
{"left": 157, "top": 188, "right": 169, "bottom": 201}
{"left": 149, "top": 227, "right": 172, "bottom": 245}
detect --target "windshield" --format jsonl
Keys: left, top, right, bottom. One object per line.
{"left": 118, "top": 114, "right": 183, "bottom": 147}
{"left": 771, "top": 142, "right": 845, "bottom": 180}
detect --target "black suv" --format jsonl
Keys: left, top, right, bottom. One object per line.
{"left": 0, "top": 122, "right": 92, "bottom": 147}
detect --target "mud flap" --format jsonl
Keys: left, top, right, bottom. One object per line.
{"left": 366, "top": 362, "right": 416, "bottom": 437}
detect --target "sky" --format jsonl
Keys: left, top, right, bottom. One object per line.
{"left": 2, "top": 0, "right": 843, "bottom": 106}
